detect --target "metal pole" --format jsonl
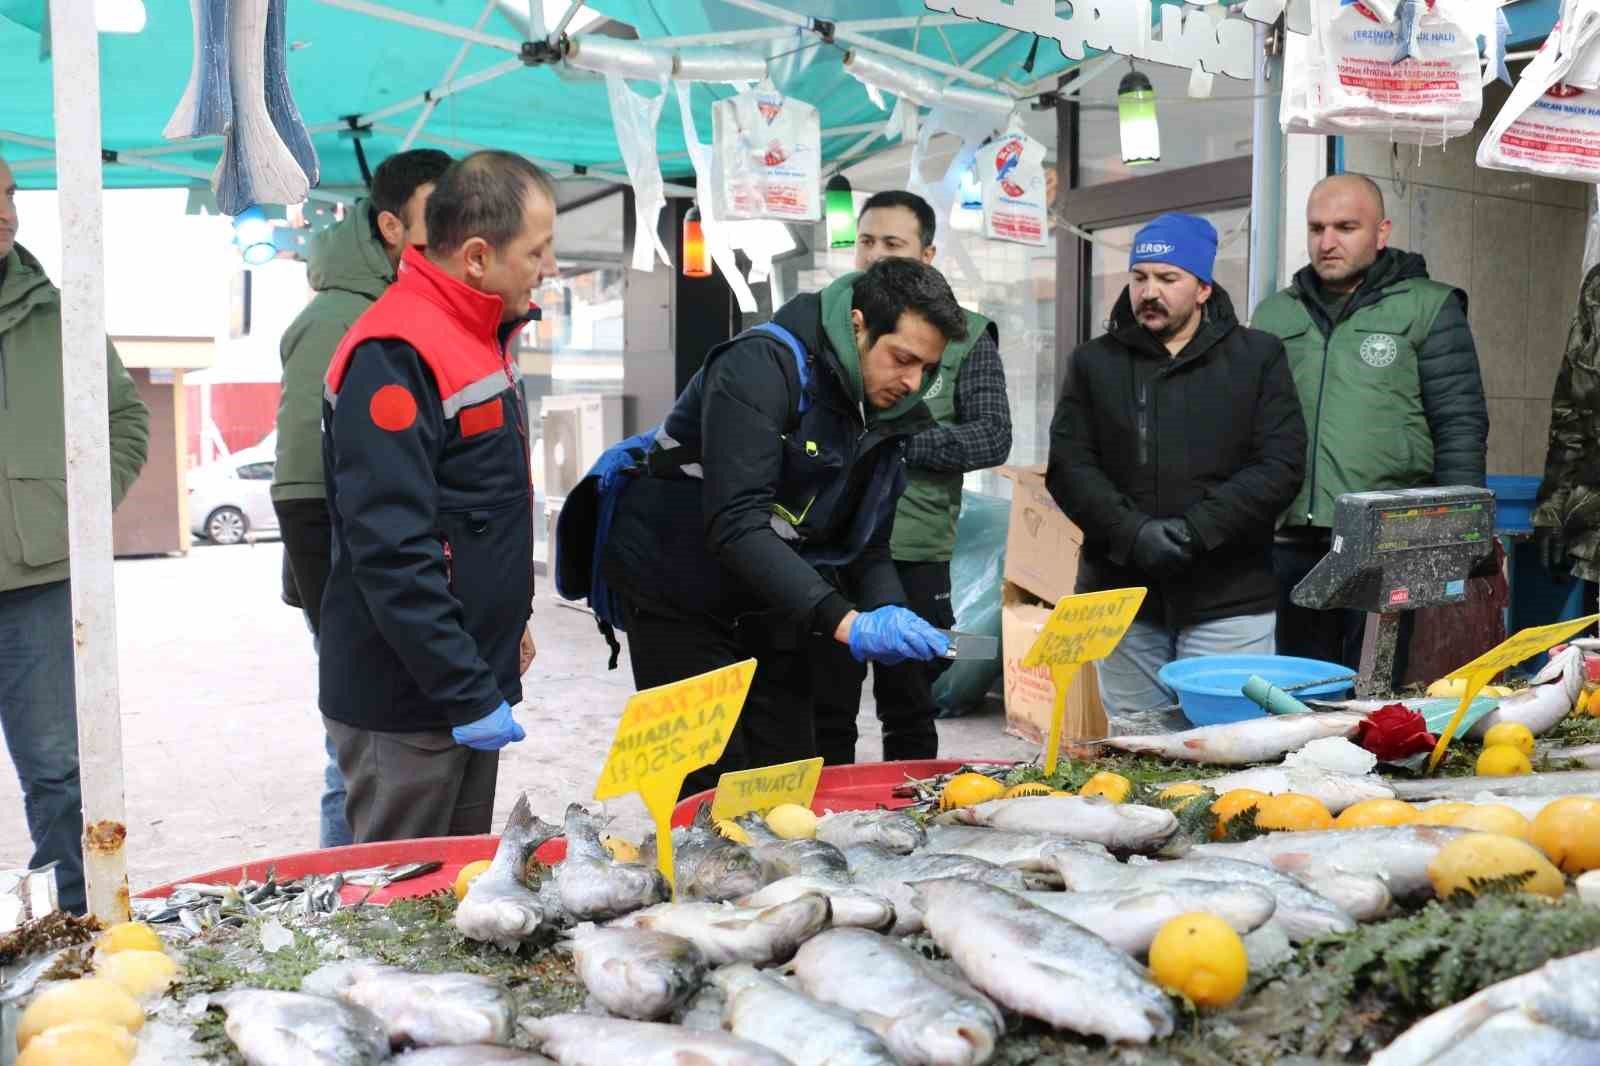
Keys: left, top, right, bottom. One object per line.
{"left": 47, "top": 0, "right": 130, "bottom": 923}
{"left": 402, "top": 2, "right": 508, "bottom": 149}
{"left": 1246, "top": 19, "right": 1284, "bottom": 316}
{"left": 314, "top": 0, "right": 525, "bottom": 52}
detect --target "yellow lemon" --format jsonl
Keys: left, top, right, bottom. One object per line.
{"left": 1002, "top": 782, "right": 1054, "bottom": 799}
{"left": 1334, "top": 798, "right": 1418, "bottom": 829}
{"left": 1427, "top": 833, "right": 1565, "bottom": 899}
{"left": 1428, "top": 678, "right": 1512, "bottom": 698}
{"left": 95, "top": 951, "right": 179, "bottom": 1001}
{"left": 714, "top": 819, "right": 753, "bottom": 845}
{"left": 1147, "top": 912, "right": 1249, "bottom": 1008}
{"left": 938, "top": 773, "right": 1006, "bottom": 811}
{"left": 601, "top": 834, "right": 641, "bottom": 863}
{"left": 1255, "top": 793, "right": 1334, "bottom": 833}
{"left": 15, "top": 1022, "right": 135, "bottom": 1066}
{"left": 1210, "top": 789, "right": 1270, "bottom": 840}
{"left": 1481, "top": 723, "right": 1536, "bottom": 758}
{"left": 1415, "top": 802, "right": 1475, "bottom": 827}
{"left": 452, "top": 859, "right": 493, "bottom": 901}
{"left": 1078, "top": 772, "right": 1132, "bottom": 804}
{"left": 1531, "top": 796, "right": 1600, "bottom": 875}
{"left": 1157, "top": 783, "right": 1211, "bottom": 810}
{"left": 17, "top": 980, "right": 144, "bottom": 1051}
{"left": 765, "top": 804, "right": 819, "bottom": 840}
{"left": 94, "top": 922, "right": 161, "bottom": 957}
{"left": 1476, "top": 745, "right": 1533, "bottom": 777}
{"left": 1450, "top": 803, "right": 1532, "bottom": 840}
{"left": 1577, "top": 688, "right": 1593, "bottom": 717}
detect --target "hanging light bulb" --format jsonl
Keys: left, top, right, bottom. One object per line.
{"left": 233, "top": 206, "right": 276, "bottom": 266}
{"left": 825, "top": 174, "right": 856, "bottom": 250}
{"left": 1117, "top": 67, "right": 1160, "bottom": 167}
{"left": 682, "top": 205, "right": 711, "bottom": 278}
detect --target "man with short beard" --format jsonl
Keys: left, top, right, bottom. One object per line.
{"left": 1255, "top": 174, "right": 1487, "bottom": 673}
{"left": 1046, "top": 213, "right": 1305, "bottom": 722}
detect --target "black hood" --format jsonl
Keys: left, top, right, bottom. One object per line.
{"left": 1108, "top": 279, "right": 1242, "bottom": 361}
{"left": 1291, "top": 247, "right": 1431, "bottom": 305}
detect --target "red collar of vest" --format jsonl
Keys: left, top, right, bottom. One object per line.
{"left": 395, "top": 245, "right": 506, "bottom": 344}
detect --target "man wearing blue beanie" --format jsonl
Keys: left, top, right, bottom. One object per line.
{"left": 1045, "top": 213, "right": 1307, "bottom": 724}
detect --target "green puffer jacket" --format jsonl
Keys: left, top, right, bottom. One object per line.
{"left": 1253, "top": 249, "right": 1487, "bottom": 529}
{"left": 0, "top": 245, "right": 149, "bottom": 593}
{"left": 1532, "top": 262, "right": 1600, "bottom": 581}
{"left": 272, "top": 202, "right": 393, "bottom": 502}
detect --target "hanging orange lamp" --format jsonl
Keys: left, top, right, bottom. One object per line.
{"left": 682, "top": 205, "right": 711, "bottom": 278}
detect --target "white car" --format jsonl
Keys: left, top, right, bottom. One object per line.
{"left": 188, "top": 441, "right": 280, "bottom": 545}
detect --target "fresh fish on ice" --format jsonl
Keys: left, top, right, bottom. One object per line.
{"left": 944, "top": 795, "right": 1178, "bottom": 852}
{"left": 792, "top": 928, "right": 1003, "bottom": 1066}
{"left": 1099, "top": 711, "right": 1366, "bottom": 766}
{"left": 1175, "top": 766, "right": 1394, "bottom": 814}
{"left": 566, "top": 922, "right": 706, "bottom": 1021}
{"left": 815, "top": 809, "right": 926, "bottom": 854}
{"left": 1369, "top": 946, "right": 1600, "bottom": 1065}
{"left": 523, "top": 1014, "right": 792, "bottom": 1066}
{"left": 1195, "top": 825, "right": 1472, "bottom": 902}
{"left": 639, "top": 811, "right": 771, "bottom": 902}
{"left": 920, "top": 824, "right": 1107, "bottom": 873}
{"left": 1019, "top": 880, "right": 1276, "bottom": 956}
{"left": 393, "top": 1048, "right": 553, "bottom": 1065}
{"left": 611, "top": 893, "right": 830, "bottom": 966}
{"left": 1048, "top": 847, "right": 1371, "bottom": 937}
{"left": 1541, "top": 744, "right": 1600, "bottom": 769}
{"left": 454, "top": 794, "right": 560, "bottom": 951}
{"left": 843, "top": 846, "right": 1028, "bottom": 935}
{"left": 555, "top": 804, "right": 668, "bottom": 922}
{"left": 915, "top": 879, "right": 1176, "bottom": 1045}
{"left": 1393, "top": 769, "right": 1600, "bottom": 803}
{"left": 213, "top": 989, "right": 389, "bottom": 1066}
{"left": 164, "top": 0, "right": 233, "bottom": 139}
{"left": 300, "top": 962, "right": 513, "bottom": 1048}
{"left": 736, "top": 814, "right": 852, "bottom": 881}
{"left": 738, "top": 875, "right": 896, "bottom": 930}
{"left": 214, "top": 0, "right": 310, "bottom": 213}
{"left": 714, "top": 962, "right": 898, "bottom": 1066}
{"left": 263, "top": 0, "right": 319, "bottom": 185}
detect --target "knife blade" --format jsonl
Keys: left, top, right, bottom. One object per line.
{"left": 938, "top": 630, "right": 999, "bottom": 661}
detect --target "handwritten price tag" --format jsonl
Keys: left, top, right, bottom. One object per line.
{"left": 594, "top": 659, "right": 755, "bottom": 894}
{"left": 1426, "top": 614, "right": 1600, "bottom": 772}
{"left": 1022, "top": 587, "right": 1147, "bottom": 774}
{"left": 710, "top": 757, "right": 824, "bottom": 823}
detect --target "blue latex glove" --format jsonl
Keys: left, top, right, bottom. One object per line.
{"left": 453, "top": 701, "right": 526, "bottom": 751}
{"left": 847, "top": 605, "right": 950, "bottom": 666}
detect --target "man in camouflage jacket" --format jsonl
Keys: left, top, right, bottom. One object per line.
{"left": 1533, "top": 264, "right": 1600, "bottom": 582}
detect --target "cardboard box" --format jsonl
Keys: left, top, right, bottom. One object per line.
{"left": 1001, "top": 583, "right": 1108, "bottom": 744}
{"left": 999, "top": 465, "right": 1084, "bottom": 605}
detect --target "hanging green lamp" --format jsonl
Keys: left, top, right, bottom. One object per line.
{"left": 825, "top": 174, "right": 856, "bottom": 249}
{"left": 1117, "top": 68, "right": 1160, "bottom": 167}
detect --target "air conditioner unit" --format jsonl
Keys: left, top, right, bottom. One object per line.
{"left": 540, "top": 393, "right": 624, "bottom": 504}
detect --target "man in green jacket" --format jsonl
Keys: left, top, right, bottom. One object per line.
{"left": 0, "top": 155, "right": 149, "bottom": 914}
{"left": 270, "top": 148, "right": 451, "bottom": 848}
{"left": 1254, "top": 174, "right": 1488, "bottom": 673}
{"left": 810, "top": 190, "right": 1009, "bottom": 764}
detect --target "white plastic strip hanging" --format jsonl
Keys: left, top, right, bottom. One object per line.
{"left": 674, "top": 81, "right": 760, "bottom": 313}
{"left": 604, "top": 74, "right": 672, "bottom": 272}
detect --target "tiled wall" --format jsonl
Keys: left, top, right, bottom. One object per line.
{"left": 1341, "top": 79, "right": 1590, "bottom": 478}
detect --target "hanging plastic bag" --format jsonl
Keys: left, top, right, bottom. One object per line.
{"left": 932, "top": 492, "right": 1009, "bottom": 718}
{"left": 674, "top": 82, "right": 759, "bottom": 314}
{"left": 975, "top": 130, "right": 1049, "bottom": 247}
{"left": 1479, "top": 0, "right": 1600, "bottom": 183}
{"left": 1304, "top": 0, "right": 1483, "bottom": 145}
{"left": 605, "top": 75, "right": 672, "bottom": 273}
{"left": 710, "top": 80, "right": 822, "bottom": 223}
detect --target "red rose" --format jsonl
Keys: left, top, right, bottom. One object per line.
{"left": 1355, "top": 704, "right": 1437, "bottom": 763}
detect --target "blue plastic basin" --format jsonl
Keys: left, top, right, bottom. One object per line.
{"left": 1487, "top": 474, "right": 1540, "bottom": 535}
{"left": 1157, "top": 655, "right": 1355, "bottom": 726}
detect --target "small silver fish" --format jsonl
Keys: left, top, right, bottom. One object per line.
{"left": 1019, "top": 879, "right": 1276, "bottom": 956}
{"left": 815, "top": 809, "right": 927, "bottom": 854}
{"left": 844, "top": 847, "right": 1028, "bottom": 936}
{"left": 920, "top": 824, "right": 1107, "bottom": 873}
{"left": 214, "top": 989, "right": 390, "bottom": 1066}
{"left": 1194, "top": 825, "right": 1471, "bottom": 902}
{"left": 453, "top": 793, "right": 560, "bottom": 951}
{"left": 567, "top": 923, "right": 706, "bottom": 1021}
{"left": 1098, "top": 712, "right": 1366, "bottom": 766}
{"left": 1392, "top": 769, "right": 1600, "bottom": 803}
{"left": 738, "top": 875, "right": 896, "bottom": 931}
{"left": 947, "top": 795, "right": 1178, "bottom": 852}
{"left": 523, "top": 1013, "right": 791, "bottom": 1066}
{"left": 612, "top": 893, "right": 831, "bottom": 967}
{"left": 555, "top": 804, "right": 668, "bottom": 922}
{"left": 393, "top": 1049, "right": 553, "bottom": 1065}
{"left": 300, "top": 962, "right": 513, "bottom": 1048}
{"left": 714, "top": 962, "right": 898, "bottom": 1066}
{"left": 640, "top": 812, "right": 770, "bottom": 902}
{"left": 736, "top": 814, "right": 852, "bottom": 881}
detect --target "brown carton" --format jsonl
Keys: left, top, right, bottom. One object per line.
{"left": 998, "top": 465, "right": 1084, "bottom": 605}
{"left": 1000, "top": 582, "right": 1108, "bottom": 744}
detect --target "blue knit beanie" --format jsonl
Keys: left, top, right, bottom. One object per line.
{"left": 1128, "top": 212, "right": 1218, "bottom": 284}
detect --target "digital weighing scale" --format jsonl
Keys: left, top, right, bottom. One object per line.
{"left": 1292, "top": 487, "right": 1496, "bottom": 697}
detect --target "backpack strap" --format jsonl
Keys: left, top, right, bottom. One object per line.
{"left": 749, "top": 321, "right": 812, "bottom": 415}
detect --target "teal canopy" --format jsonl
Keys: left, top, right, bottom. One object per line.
{"left": 0, "top": 0, "right": 1090, "bottom": 193}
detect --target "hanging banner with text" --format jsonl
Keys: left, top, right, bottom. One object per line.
{"left": 594, "top": 659, "right": 756, "bottom": 893}
{"left": 1022, "top": 586, "right": 1147, "bottom": 774}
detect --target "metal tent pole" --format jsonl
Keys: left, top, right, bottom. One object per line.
{"left": 401, "top": 0, "right": 504, "bottom": 150}
{"left": 1246, "top": 19, "right": 1284, "bottom": 315}
{"left": 47, "top": 0, "right": 130, "bottom": 923}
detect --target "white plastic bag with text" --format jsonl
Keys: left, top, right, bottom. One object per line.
{"left": 976, "top": 131, "right": 1049, "bottom": 247}
{"left": 710, "top": 82, "right": 822, "bottom": 223}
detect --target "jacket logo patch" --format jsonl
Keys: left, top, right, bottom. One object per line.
{"left": 924, "top": 371, "right": 946, "bottom": 400}
{"left": 1360, "top": 333, "right": 1399, "bottom": 368}
{"left": 369, "top": 385, "right": 418, "bottom": 432}
{"left": 459, "top": 399, "right": 505, "bottom": 438}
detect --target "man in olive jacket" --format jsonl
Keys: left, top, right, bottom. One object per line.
{"left": 1532, "top": 264, "right": 1600, "bottom": 583}
{"left": 271, "top": 149, "right": 451, "bottom": 848}
{"left": 0, "top": 156, "right": 149, "bottom": 914}
{"left": 1255, "top": 174, "right": 1488, "bottom": 672}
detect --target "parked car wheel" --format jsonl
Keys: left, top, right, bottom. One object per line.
{"left": 205, "top": 506, "right": 248, "bottom": 545}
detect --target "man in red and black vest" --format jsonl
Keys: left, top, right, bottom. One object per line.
{"left": 319, "top": 151, "right": 556, "bottom": 842}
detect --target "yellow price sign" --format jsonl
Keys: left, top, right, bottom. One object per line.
{"left": 1426, "top": 614, "right": 1600, "bottom": 772}
{"left": 594, "top": 659, "right": 756, "bottom": 894}
{"left": 1022, "top": 587, "right": 1148, "bottom": 774}
{"left": 710, "top": 757, "right": 824, "bottom": 823}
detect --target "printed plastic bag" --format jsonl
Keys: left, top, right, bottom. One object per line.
{"left": 710, "top": 81, "right": 822, "bottom": 223}
{"left": 1479, "top": 0, "right": 1600, "bottom": 182}
{"left": 975, "top": 131, "right": 1049, "bottom": 247}
{"left": 932, "top": 492, "right": 1009, "bottom": 718}
{"left": 1302, "top": 0, "right": 1482, "bottom": 145}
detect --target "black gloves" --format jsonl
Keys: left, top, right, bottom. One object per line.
{"left": 1132, "top": 518, "right": 1198, "bottom": 579}
{"left": 1537, "top": 527, "right": 1571, "bottom": 578}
